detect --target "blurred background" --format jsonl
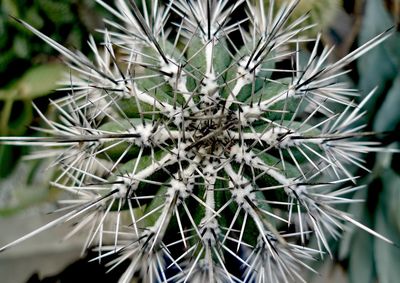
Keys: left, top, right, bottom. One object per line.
{"left": 0, "top": 0, "right": 399, "bottom": 282}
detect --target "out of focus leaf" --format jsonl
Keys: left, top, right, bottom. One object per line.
{"left": 374, "top": 75, "right": 400, "bottom": 131}
{"left": 0, "top": 50, "right": 14, "bottom": 73}
{"left": 347, "top": 188, "right": 376, "bottom": 283}
{"left": 37, "top": 0, "right": 74, "bottom": 24}
{"left": 0, "top": 145, "right": 14, "bottom": 178}
{"left": 25, "top": 7, "right": 44, "bottom": 29}
{"left": 349, "top": 229, "right": 374, "bottom": 283}
{"left": 374, "top": 193, "right": 400, "bottom": 283}
{"left": 381, "top": 169, "right": 400, "bottom": 238}
{"left": 0, "top": 64, "right": 64, "bottom": 137}
{"left": 7, "top": 100, "right": 33, "bottom": 135}
{"left": 13, "top": 35, "right": 29, "bottom": 58}
{"left": 7, "top": 63, "right": 65, "bottom": 100}
{"left": 339, "top": 189, "right": 368, "bottom": 260}
{"left": 1, "top": 0, "right": 19, "bottom": 18}
{"left": 0, "top": 160, "right": 52, "bottom": 216}
{"left": 357, "top": 0, "right": 400, "bottom": 115}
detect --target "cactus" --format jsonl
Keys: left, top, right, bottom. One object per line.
{"left": 0, "top": 0, "right": 396, "bottom": 282}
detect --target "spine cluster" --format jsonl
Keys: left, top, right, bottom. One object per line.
{"left": 0, "top": 1, "right": 394, "bottom": 282}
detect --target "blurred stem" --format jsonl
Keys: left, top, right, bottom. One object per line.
{"left": 337, "top": 0, "right": 364, "bottom": 58}
{"left": 0, "top": 91, "right": 6, "bottom": 100}
{"left": 0, "top": 96, "right": 14, "bottom": 136}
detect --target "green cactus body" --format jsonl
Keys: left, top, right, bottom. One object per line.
{"left": 0, "top": 0, "right": 394, "bottom": 282}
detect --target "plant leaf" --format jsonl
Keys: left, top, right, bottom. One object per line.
{"left": 374, "top": 75, "right": 400, "bottom": 132}
{"left": 4, "top": 64, "right": 66, "bottom": 100}
{"left": 357, "top": 0, "right": 400, "bottom": 115}
{"left": 374, "top": 202, "right": 400, "bottom": 283}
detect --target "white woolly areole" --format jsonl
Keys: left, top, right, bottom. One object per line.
{"left": 240, "top": 105, "right": 263, "bottom": 125}
{"left": 230, "top": 144, "right": 254, "bottom": 164}
{"left": 285, "top": 184, "right": 308, "bottom": 199}
{"left": 201, "top": 75, "right": 219, "bottom": 103}
{"left": 200, "top": 218, "right": 220, "bottom": 245}
{"left": 169, "top": 179, "right": 193, "bottom": 201}
{"left": 112, "top": 175, "right": 138, "bottom": 197}
{"left": 202, "top": 161, "right": 217, "bottom": 176}
{"left": 127, "top": 123, "right": 169, "bottom": 147}
{"left": 171, "top": 142, "right": 194, "bottom": 158}
{"left": 264, "top": 127, "right": 300, "bottom": 148}
{"left": 237, "top": 56, "right": 261, "bottom": 84}
{"left": 232, "top": 183, "right": 256, "bottom": 207}
{"left": 160, "top": 59, "right": 188, "bottom": 91}
{"left": 165, "top": 106, "right": 190, "bottom": 127}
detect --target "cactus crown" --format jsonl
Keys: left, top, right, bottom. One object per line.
{"left": 0, "top": 0, "right": 394, "bottom": 282}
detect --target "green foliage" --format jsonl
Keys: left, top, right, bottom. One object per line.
{"left": 0, "top": 64, "right": 65, "bottom": 178}
{"left": 263, "top": 0, "right": 341, "bottom": 34}
{"left": 0, "top": 0, "right": 160, "bottom": 214}
{"left": 375, "top": 179, "right": 400, "bottom": 283}
{"left": 334, "top": 2, "right": 400, "bottom": 281}
{"left": 0, "top": 0, "right": 105, "bottom": 211}
{"left": 357, "top": 0, "right": 400, "bottom": 117}
{"left": 374, "top": 75, "right": 400, "bottom": 132}
{"left": 0, "top": 159, "right": 54, "bottom": 216}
